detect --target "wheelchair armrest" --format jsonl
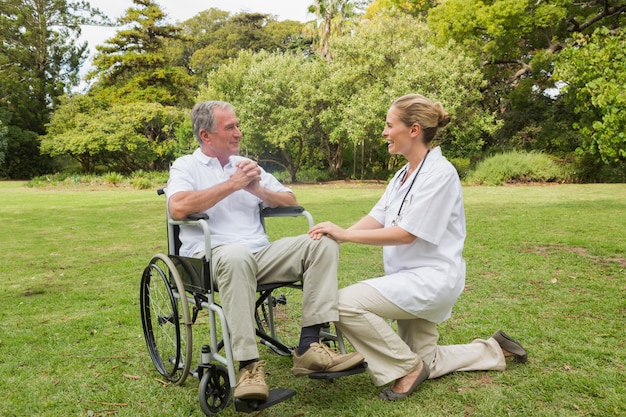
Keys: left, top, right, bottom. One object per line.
{"left": 261, "top": 206, "right": 305, "bottom": 217}
{"left": 261, "top": 205, "right": 314, "bottom": 229}
{"left": 187, "top": 213, "right": 210, "bottom": 221}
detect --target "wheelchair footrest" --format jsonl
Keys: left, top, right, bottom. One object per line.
{"left": 234, "top": 388, "right": 296, "bottom": 413}
{"left": 308, "top": 362, "right": 368, "bottom": 380}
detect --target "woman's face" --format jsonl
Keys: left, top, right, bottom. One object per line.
{"left": 382, "top": 107, "right": 417, "bottom": 156}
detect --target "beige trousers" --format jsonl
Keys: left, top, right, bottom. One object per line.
{"left": 336, "top": 283, "right": 506, "bottom": 387}
{"left": 207, "top": 234, "right": 339, "bottom": 361}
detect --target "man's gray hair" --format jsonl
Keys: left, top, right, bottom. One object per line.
{"left": 191, "top": 101, "right": 235, "bottom": 145}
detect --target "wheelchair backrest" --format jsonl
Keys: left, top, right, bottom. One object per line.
{"left": 157, "top": 188, "right": 183, "bottom": 256}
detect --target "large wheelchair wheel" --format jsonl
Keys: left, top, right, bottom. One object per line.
{"left": 140, "top": 254, "right": 192, "bottom": 385}
{"left": 255, "top": 286, "right": 301, "bottom": 356}
{"left": 199, "top": 365, "right": 231, "bottom": 416}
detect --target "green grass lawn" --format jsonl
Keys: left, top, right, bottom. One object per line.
{"left": 0, "top": 181, "right": 624, "bottom": 416}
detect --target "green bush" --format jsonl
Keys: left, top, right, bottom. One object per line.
{"left": 26, "top": 173, "right": 68, "bottom": 187}
{"left": 131, "top": 177, "right": 153, "bottom": 190}
{"left": 271, "top": 170, "right": 290, "bottom": 183}
{"left": 465, "top": 151, "right": 567, "bottom": 185}
{"left": 27, "top": 170, "right": 170, "bottom": 189}
{"left": 105, "top": 171, "right": 125, "bottom": 186}
{"left": 271, "top": 168, "right": 332, "bottom": 184}
{"left": 145, "top": 170, "right": 170, "bottom": 184}
{"left": 297, "top": 168, "right": 332, "bottom": 183}
{"left": 448, "top": 157, "right": 471, "bottom": 179}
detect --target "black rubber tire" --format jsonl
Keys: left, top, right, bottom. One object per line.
{"left": 140, "top": 254, "right": 192, "bottom": 385}
{"left": 198, "top": 365, "right": 231, "bottom": 416}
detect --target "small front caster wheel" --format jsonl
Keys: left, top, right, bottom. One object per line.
{"left": 198, "top": 365, "right": 231, "bottom": 416}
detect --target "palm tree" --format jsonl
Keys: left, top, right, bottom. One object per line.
{"left": 307, "top": 0, "right": 356, "bottom": 60}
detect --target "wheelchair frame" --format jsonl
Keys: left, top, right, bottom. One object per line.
{"left": 140, "top": 189, "right": 360, "bottom": 415}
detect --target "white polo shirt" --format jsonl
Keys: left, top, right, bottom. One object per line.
{"left": 364, "top": 147, "right": 466, "bottom": 323}
{"left": 166, "top": 148, "right": 293, "bottom": 256}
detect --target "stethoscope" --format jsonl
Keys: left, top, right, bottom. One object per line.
{"left": 385, "top": 150, "right": 430, "bottom": 226}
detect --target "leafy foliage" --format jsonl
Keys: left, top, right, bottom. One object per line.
{"left": 168, "top": 9, "right": 312, "bottom": 83}
{"left": 555, "top": 28, "right": 626, "bottom": 166}
{"left": 7, "top": 1, "right": 625, "bottom": 182}
{"left": 0, "top": 0, "right": 106, "bottom": 178}
{"left": 306, "top": 0, "right": 358, "bottom": 60}
{"left": 42, "top": 100, "right": 186, "bottom": 173}
{"left": 426, "top": 0, "right": 626, "bottom": 169}
{"left": 87, "top": 0, "right": 195, "bottom": 107}
{"left": 200, "top": 51, "right": 328, "bottom": 182}
{"left": 0, "top": 120, "right": 7, "bottom": 167}
{"left": 365, "top": 0, "right": 438, "bottom": 18}
{"left": 199, "top": 16, "right": 496, "bottom": 181}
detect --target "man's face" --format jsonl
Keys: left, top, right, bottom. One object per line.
{"left": 201, "top": 107, "right": 242, "bottom": 162}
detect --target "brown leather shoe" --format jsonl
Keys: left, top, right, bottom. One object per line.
{"left": 492, "top": 330, "right": 528, "bottom": 363}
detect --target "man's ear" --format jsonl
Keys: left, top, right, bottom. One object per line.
{"left": 199, "top": 129, "right": 211, "bottom": 145}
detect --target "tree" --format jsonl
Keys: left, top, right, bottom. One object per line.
{"left": 0, "top": 0, "right": 105, "bottom": 178}
{"left": 0, "top": 119, "right": 8, "bottom": 169}
{"left": 324, "top": 16, "right": 497, "bottom": 176}
{"left": 365, "top": 0, "right": 437, "bottom": 18}
{"left": 197, "top": 16, "right": 496, "bottom": 181}
{"left": 428, "top": 0, "right": 626, "bottom": 89}
{"left": 165, "top": 8, "right": 230, "bottom": 79}
{"left": 307, "top": 0, "right": 358, "bottom": 60}
{"left": 87, "top": 0, "right": 195, "bottom": 107}
{"left": 199, "top": 51, "right": 328, "bottom": 182}
{"left": 172, "top": 10, "right": 311, "bottom": 82}
{"left": 42, "top": 98, "right": 187, "bottom": 173}
{"left": 425, "top": 0, "right": 625, "bottom": 175}
{"left": 555, "top": 28, "right": 626, "bottom": 167}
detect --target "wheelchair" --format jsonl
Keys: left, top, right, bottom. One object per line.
{"left": 140, "top": 189, "right": 366, "bottom": 415}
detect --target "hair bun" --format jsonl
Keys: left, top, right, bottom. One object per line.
{"left": 434, "top": 102, "right": 450, "bottom": 128}
{"left": 438, "top": 112, "right": 451, "bottom": 128}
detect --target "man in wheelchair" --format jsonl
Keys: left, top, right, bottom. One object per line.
{"left": 166, "top": 101, "right": 364, "bottom": 402}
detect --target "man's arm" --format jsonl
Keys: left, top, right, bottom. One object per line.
{"left": 169, "top": 181, "right": 236, "bottom": 220}
{"left": 240, "top": 159, "right": 297, "bottom": 208}
{"left": 245, "top": 182, "right": 298, "bottom": 208}
{"left": 169, "top": 159, "right": 296, "bottom": 219}
{"left": 169, "top": 164, "right": 260, "bottom": 220}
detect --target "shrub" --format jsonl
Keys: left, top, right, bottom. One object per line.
{"left": 296, "top": 168, "right": 332, "bottom": 183}
{"left": 146, "top": 170, "right": 170, "bottom": 185}
{"left": 271, "top": 170, "right": 290, "bottom": 183}
{"left": 465, "top": 151, "right": 567, "bottom": 185}
{"left": 448, "top": 157, "right": 471, "bottom": 179}
{"left": 105, "top": 172, "right": 125, "bottom": 186}
{"left": 271, "top": 168, "right": 332, "bottom": 184}
{"left": 131, "top": 177, "right": 153, "bottom": 190}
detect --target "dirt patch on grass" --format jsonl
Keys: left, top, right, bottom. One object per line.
{"left": 524, "top": 244, "right": 626, "bottom": 268}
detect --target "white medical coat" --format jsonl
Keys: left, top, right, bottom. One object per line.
{"left": 364, "top": 147, "right": 466, "bottom": 323}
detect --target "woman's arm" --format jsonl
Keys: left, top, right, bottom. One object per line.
{"left": 309, "top": 216, "right": 416, "bottom": 246}
{"left": 348, "top": 215, "right": 384, "bottom": 231}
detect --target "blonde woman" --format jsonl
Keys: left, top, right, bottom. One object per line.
{"left": 309, "top": 94, "right": 527, "bottom": 400}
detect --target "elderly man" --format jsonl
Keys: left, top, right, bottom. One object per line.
{"left": 166, "top": 101, "right": 364, "bottom": 401}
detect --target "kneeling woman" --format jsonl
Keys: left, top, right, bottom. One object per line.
{"left": 308, "top": 94, "right": 527, "bottom": 400}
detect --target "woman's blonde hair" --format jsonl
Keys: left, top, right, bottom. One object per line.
{"left": 391, "top": 94, "right": 450, "bottom": 144}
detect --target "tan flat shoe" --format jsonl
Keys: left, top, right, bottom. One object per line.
{"left": 379, "top": 360, "right": 430, "bottom": 401}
